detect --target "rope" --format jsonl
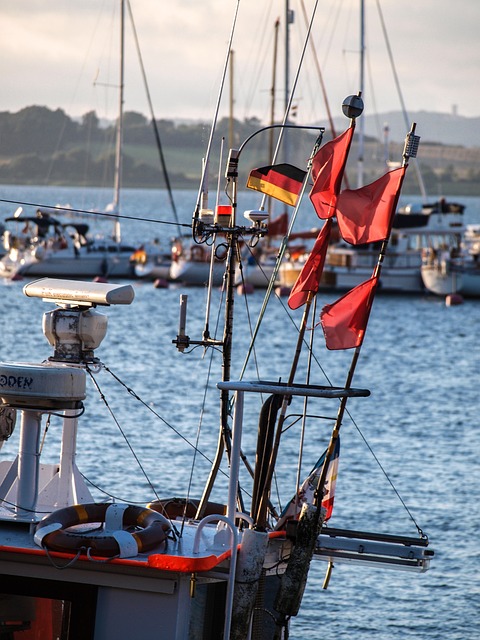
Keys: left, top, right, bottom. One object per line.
{"left": 86, "top": 365, "right": 161, "bottom": 502}
{"left": 344, "top": 408, "right": 428, "bottom": 540}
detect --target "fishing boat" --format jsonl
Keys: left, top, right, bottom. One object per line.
{"left": 0, "top": 95, "right": 433, "bottom": 638}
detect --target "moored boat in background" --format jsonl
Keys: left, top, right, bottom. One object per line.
{"left": 280, "top": 199, "right": 466, "bottom": 294}
{"left": 0, "top": 0, "right": 176, "bottom": 283}
{"left": 0, "top": 207, "right": 142, "bottom": 279}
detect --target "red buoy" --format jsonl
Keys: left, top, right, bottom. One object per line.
{"left": 275, "top": 286, "right": 291, "bottom": 297}
{"left": 237, "top": 282, "right": 254, "bottom": 295}
{"left": 445, "top": 293, "right": 463, "bottom": 306}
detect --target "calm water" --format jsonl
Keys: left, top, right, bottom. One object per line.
{"left": 1, "top": 186, "right": 479, "bottom": 639}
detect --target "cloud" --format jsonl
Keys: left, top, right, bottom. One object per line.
{"left": 0, "top": 0, "right": 479, "bottom": 123}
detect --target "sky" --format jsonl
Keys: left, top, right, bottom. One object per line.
{"left": 1, "top": 0, "right": 479, "bottom": 128}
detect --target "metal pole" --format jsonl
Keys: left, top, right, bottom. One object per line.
{"left": 357, "top": 0, "right": 365, "bottom": 189}
{"left": 254, "top": 292, "right": 314, "bottom": 529}
{"left": 196, "top": 159, "right": 240, "bottom": 519}
{"left": 112, "top": 0, "right": 124, "bottom": 243}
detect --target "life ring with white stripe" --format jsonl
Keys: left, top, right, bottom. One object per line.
{"left": 34, "top": 503, "right": 171, "bottom": 559}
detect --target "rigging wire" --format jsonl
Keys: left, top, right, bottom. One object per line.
{"left": 86, "top": 365, "right": 161, "bottom": 502}
{"left": 99, "top": 364, "right": 222, "bottom": 470}
{"left": 263, "top": 0, "right": 321, "bottom": 179}
{"left": 0, "top": 198, "right": 190, "bottom": 230}
{"left": 192, "top": 0, "right": 242, "bottom": 228}
{"left": 181, "top": 340, "right": 219, "bottom": 535}
{"left": 181, "top": 284, "right": 227, "bottom": 534}
{"left": 236, "top": 228, "right": 427, "bottom": 534}
{"left": 374, "top": 0, "right": 427, "bottom": 199}
{"left": 99, "top": 357, "right": 257, "bottom": 508}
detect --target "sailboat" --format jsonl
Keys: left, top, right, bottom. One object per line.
{"left": 0, "top": 0, "right": 168, "bottom": 281}
{"left": 0, "top": 92, "right": 433, "bottom": 638}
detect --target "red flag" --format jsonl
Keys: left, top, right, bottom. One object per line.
{"left": 268, "top": 212, "right": 289, "bottom": 237}
{"left": 246, "top": 163, "right": 306, "bottom": 206}
{"left": 275, "top": 438, "right": 340, "bottom": 530}
{"left": 336, "top": 167, "right": 406, "bottom": 245}
{"left": 320, "top": 277, "right": 378, "bottom": 350}
{"left": 309, "top": 127, "right": 354, "bottom": 219}
{"left": 288, "top": 220, "right": 332, "bottom": 310}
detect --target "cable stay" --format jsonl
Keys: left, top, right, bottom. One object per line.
{"left": 125, "top": 0, "right": 182, "bottom": 237}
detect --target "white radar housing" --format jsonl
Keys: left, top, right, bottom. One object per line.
{"left": 244, "top": 210, "right": 269, "bottom": 224}
{"left": 23, "top": 278, "right": 135, "bottom": 307}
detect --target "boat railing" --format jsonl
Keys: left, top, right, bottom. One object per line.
{"left": 218, "top": 380, "right": 433, "bottom": 576}
{"left": 217, "top": 379, "right": 370, "bottom": 521}
{"left": 314, "top": 526, "right": 433, "bottom": 572}
{"left": 193, "top": 513, "right": 239, "bottom": 640}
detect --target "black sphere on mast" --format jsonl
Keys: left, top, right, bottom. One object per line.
{"left": 342, "top": 94, "right": 364, "bottom": 120}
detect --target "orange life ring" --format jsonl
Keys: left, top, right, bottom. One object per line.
{"left": 34, "top": 503, "right": 171, "bottom": 558}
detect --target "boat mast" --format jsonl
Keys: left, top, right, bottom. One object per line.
{"left": 357, "top": 0, "right": 365, "bottom": 188}
{"left": 112, "top": 0, "right": 124, "bottom": 244}
{"left": 283, "top": 1, "right": 293, "bottom": 161}
{"left": 125, "top": 0, "right": 183, "bottom": 237}
{"left": 269, "top": 18, "right": 280, "bottom": 163}
{"left": 229, "top": 50, "right": 235, "bottom": 150}
{"left": 285, "top": 0, "right": 290, "bottom": 116}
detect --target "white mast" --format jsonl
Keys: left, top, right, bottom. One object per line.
{"left": 357, "top": 0, "right": 365, "bottom": 188}
{"left": 112, "top": 0, "right": 124, "bottom": 244}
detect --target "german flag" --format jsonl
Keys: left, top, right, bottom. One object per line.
{"left": 246, "top": 163, "right": 306, "bottom": 207}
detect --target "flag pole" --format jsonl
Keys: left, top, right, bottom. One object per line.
{"left": 255, "top": 98, "right": 367, "bottom": 529}
{"left": 238, "top": 130, "right": 324, "bottom": 381}
{"left": 272, "top": 125, "right": 419, "bottom": 629}
{"left": 313, "top": 123, "right": 418, "bottom": 515}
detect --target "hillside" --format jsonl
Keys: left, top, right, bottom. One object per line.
{"left": 0, "top": 106, "right": 478, "bottom": 196}
{"left": 333, "top": 110, "right": 480, "bottom": 148}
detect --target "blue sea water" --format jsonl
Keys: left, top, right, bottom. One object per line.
{"left": 0, "top": 186, "right": 479, "bottom": 639}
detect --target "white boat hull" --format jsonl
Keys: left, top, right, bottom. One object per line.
{"left": 281, "top": 261, "right": 425, "bottom": 294}
{"left": 1, "top": 249, "right": 136, "bottom": 279}
{"left": 170, "top": 257, "right": 225, "bottom": 286}
{"left": 421, "top": 263, "right": 462, "bottom": 296}
{"left": 134, "top": 259, "right": 171, "bottom": 281}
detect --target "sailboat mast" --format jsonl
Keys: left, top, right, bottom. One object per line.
{"left": 285, "top": 1, "right": 290, "bottom": 116}
{"left": 229, "top": 50, "right": 234, "bottom": 150}
{"left": 283, "top": 1, "right": 293, "bottom": 161}
{"left": 357, "top": 0, "right": 365, "bottom": 189}
{"left": 269, "top": 18, "right": 280, "bottom": 163}
{"left": 112, "top": 0, "right": 124, "bottom": 243}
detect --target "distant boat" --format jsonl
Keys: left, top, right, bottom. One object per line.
{"left": 0, "top": 208, "right": 142, "bottom": 279}
{"left": 280, "top": 200, "right": 466, "bottom": 294}
{"left": 420, "top": 217, "right": 480, "bottom": 298}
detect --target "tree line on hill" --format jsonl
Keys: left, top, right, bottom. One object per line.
{"left": 0, "top": 106, "right": 267, "bottom": 188}
{"left": 0, "top": 105, "right": 478, "bottom": 194}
